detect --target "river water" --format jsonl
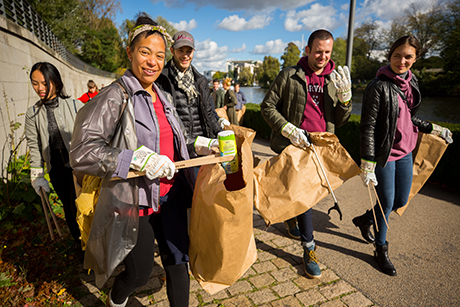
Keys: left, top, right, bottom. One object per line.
{"left": 240, "top": 87, "right": 460, "bottom": 123}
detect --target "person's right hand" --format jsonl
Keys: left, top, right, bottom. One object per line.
{"left": 130, "top": 146, "right": 176, "bottom": 180}
{"left": 281, "top": 122, "right": 311, "bottom": 149}
{"left": 30, "top": 167, "right": 50, "bottom": 195}
{"left": 360, "top": 159, "right": 378, "bottom": 186}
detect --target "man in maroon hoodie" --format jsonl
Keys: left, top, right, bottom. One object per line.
{"left": 261, "top": 29, "right": 352, "bottom": 279}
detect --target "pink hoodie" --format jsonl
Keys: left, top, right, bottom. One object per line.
{"left": 376, "top": 65, "right": 418, "bottom": 161}
{"left": 297, "top": 56, "right": 335, "bottom": 132}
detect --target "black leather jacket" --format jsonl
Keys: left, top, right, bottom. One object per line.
{"left": 157, "top": 62, "right": 222, "bottom": 139}
{"left": 360, "top": 73, "right": 432, "bottom": 167}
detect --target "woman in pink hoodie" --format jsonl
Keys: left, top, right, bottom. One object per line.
{"left": 354, "top": 36, "right": 453, "bottom": 276}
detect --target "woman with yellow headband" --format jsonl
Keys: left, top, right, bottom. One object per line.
{"left": 70, "top": 13, "right": 202, "bottom": 307}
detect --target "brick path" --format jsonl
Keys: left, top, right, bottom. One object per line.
{"left": 75, "top": 210, "right": 376, "bottom": 307}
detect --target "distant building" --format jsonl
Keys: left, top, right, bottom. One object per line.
{"left": 227, "top": 60, "right": 262, "bottom": 77}
{"left": 203, "top": 70, "right": 217, "bottom": 81}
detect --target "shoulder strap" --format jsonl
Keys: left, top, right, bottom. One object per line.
{"left": 111, "top": 79, "right": 129, "bottom": 122}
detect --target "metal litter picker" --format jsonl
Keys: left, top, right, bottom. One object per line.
{"left": 306, "top": 132, "right": 343, "bottom": 220}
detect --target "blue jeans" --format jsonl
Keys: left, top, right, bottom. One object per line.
{"left": 366, "top": 152, "right": 413, "bottom": 246}
{"left": 297, "top": 208, "right": 314, "bottom": 243}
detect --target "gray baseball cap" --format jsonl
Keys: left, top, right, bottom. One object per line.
{"left": 172, "top": 31, "right": 195, "bottom": 49}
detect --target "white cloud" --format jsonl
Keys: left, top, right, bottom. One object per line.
{"left": 193, "top": 39, "right": 229, "bottom": 71}
{"left": 284, "top": 4, "right": 341, "bottom": 32}
{"left": 217, "top": 14, "right": 272, "bottom": 31}
{"left": 150, "top": 0, "right": 316, "bottom": 12}
{"left": 357, "top": 0, "right": 436, "bottom": 21}
{"left": 171, "top": 19, "right": 198, "bottom": 31}
{"left": 251, "top": 39, "right": 287, "bottom": 55}
{"left": 229, "top": 43, "right": 247, "bottom": 53}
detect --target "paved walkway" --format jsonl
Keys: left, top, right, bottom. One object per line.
{"left": 75, "top": 137, "right": 460, "bottom": 306}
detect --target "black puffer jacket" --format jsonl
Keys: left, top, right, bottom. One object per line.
{"left": 360, "top": 73, "right": 432, "bottom": 167}
{"left": 157, "top": 62, "right": 222, "bottom": 139}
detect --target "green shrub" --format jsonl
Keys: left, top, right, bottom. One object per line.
{"left": 242, "top": 103, "right": 272, "bottom": 139}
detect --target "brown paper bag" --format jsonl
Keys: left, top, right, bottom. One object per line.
{"left": 254, "top": 132, "right": 360, "bottom": 226}
{"left": 396, "top": 132, "right": 449, "bottom": 216}
{"left": 215, "top": 108, "right": 229, "bottom": 121}
{"left": 189, "top": 125, "right": 258, "bottom": 294}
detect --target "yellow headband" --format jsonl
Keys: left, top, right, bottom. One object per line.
{"left": 128, "top": 24, "right": 174, "bottom": 45}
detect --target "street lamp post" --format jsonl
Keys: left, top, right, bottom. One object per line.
{"left": 346, "top": 0, "right": 357, "bottom": 68}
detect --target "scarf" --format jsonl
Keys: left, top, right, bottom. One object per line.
{"left": 170, "top": 61, "right": 198, "bottom": 102}
{"left": 377, "top": 65, "right": 413, "bottom": 107}
{"left": 44, "top": 97, "right": 65, "bottom": 150}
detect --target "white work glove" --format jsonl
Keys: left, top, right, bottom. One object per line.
{"left": 360, "top": 159, "right": 378, "bottom": 186}
{"left": 330, "top": 65, "right": 352, "bottom": 104}
{"left": 218, "top": 117, "right": 230, "bottom": 129}
{"left": 281, "top": 122, "right": 311, "bottom": 149}
{"left": 431, "top": 123, "right": 453, "bottom": 144}
{"left": 130, "top": 146, "right": 176, "bottom": 180}
{"left": 30, "top": 167, "right": 50, "bottom": 195}
{"left": 194, "top": 136, "right": 219, "bottom": 155}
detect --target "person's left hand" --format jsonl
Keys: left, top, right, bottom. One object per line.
{"left": 431, "top": 124, "right": 453, "bottom": 144}
{"left": 194, "top": 136, "right": 220, "bottom": 155}
{"left": 330, "top": 65, "right": 352, "bottom": 104}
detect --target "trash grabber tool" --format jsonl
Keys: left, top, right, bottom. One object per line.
{"left": 111, "top": 153, "right": 234, "bottom": 181}
{"left": 309, "top": 141, "right": 343, "bottom": 220}
{"left": 40, "top": 187, "right": 63, "bottom": 239}
{"left": 371, "top": 184, "right": 389, "bottom": 230}
{"left": 367, "top": 184, "right": 379, "bottom": 232}
{"left": 39, "top": 187, "right": 54, "bottom": 240}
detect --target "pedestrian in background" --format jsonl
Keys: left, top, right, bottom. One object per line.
{"left": 354, "top": 35, "right": 453, "bottom": 276}
{"left": 77, "top": 79, "right": 99, "bottom": 103}
{"left": 223, "top": 77, "right": 238, "bottom": 125}
{"left": 211, "top": 78, "right": 225, "bottom": 109}
{"left": 234, "top": 83, "right": 247, "bottom": 125}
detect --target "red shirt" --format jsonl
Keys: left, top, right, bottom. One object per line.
{"left": 152, "top": 90, "right": 175, "bottom": 197}
{"left": 77, "top": 91, "right": 98, "bottom": 103}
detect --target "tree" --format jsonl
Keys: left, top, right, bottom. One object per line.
{"left": 405, "top": 1, "right": 443, "bottom": 58}
{"left": 256, "top": 56, "right": 280, "bottom": 89}
{"left": 281, "top": 42, "right": 301, "bottom": 69}
{"left": 350, "top": 37, "right": 382, "bottom": 82}
{"left": 383, "top": 17, "right": 410, "bottom": 52}
{"left": 155, "top": 15, "right": 178, "bottom": 62}
{"left": 439, "top": 0, "right": 460, "bottom": 92}
{"left": 80, "top": 19, "right": 123, "bottom": 72}
{"left": 238, "top": 67, "right": 254, "bottom": 86}
{"left": 354, "top": 20, "right": 382, "bottom": 59}
{"left": 82, "top": 0, "right": 121, "bottom": 31}
{"left": 331, "top": 37, "right": 347, "bottom": 67}
{"left": 28, "top": 0, "right": 86, "bottom": 54}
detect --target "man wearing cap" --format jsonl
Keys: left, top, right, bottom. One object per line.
{"left": 157, "top": 31, "right": 229, "bottom": 150}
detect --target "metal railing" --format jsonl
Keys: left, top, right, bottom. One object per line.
{"left": 0, "top": 0, "right": 118, "bottom": 78}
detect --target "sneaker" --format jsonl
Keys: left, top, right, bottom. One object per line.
{"left": 284, "top": 218, "right": 300, "bottom": 240}
{"left": 303, "top": 244, "right": 322, "bottom": 278}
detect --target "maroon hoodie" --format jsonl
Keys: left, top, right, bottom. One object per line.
{"left": 297, "top": 56, "right": 335, "bottom": 132}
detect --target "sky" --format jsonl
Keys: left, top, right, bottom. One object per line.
{"left": 115, "top": 0, "right": 438, "bottom": 72}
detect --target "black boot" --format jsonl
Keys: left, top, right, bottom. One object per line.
{"left": 352, "top": 213, "right": 375, "bottom": 243}
{"left": 375, "top": 242, "right": 397, "bottom": 276}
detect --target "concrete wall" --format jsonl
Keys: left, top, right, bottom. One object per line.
{"left": 0, "top": 15, "right": 115, "bottom": 169}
